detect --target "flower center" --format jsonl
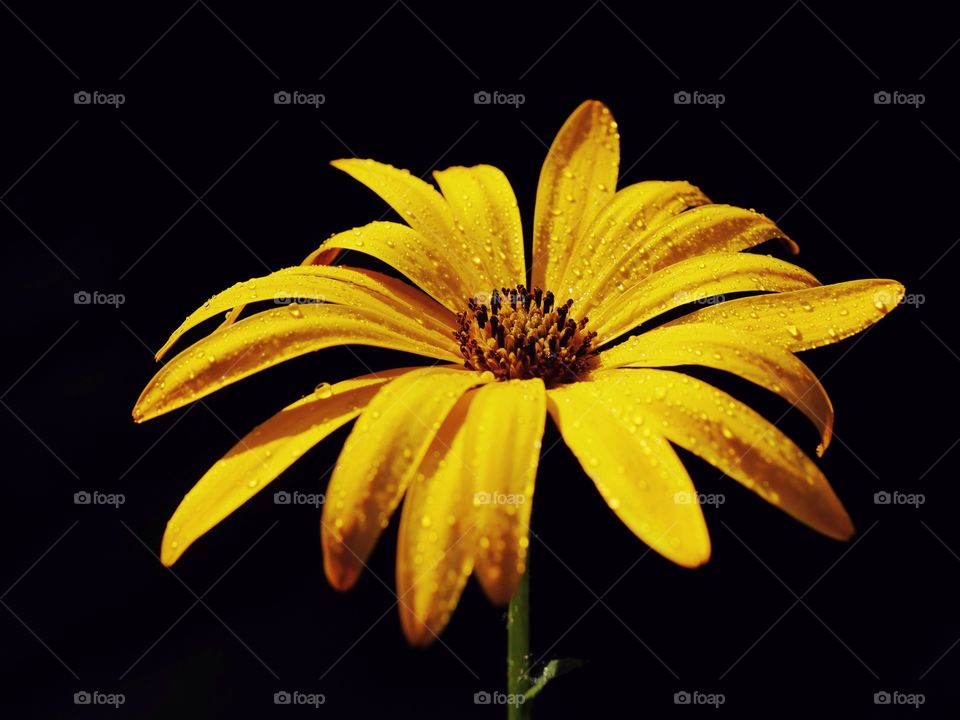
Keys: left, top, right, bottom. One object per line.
{"left": 455, "top": 285, "right": 598, "bottom": 384}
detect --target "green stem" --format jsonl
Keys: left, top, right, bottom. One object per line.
{"left": 507, "top": 563, "right": 532, "bottom": 720}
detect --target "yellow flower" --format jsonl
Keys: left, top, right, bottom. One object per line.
{"left": 134, "top": 100, "right": 903, "bottom": 645}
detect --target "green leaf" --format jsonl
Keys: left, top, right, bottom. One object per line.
{"left": 522, "top": 658, "right": 586, "bottom": 701}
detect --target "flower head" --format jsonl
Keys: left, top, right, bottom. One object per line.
{"left": 135, "top": 100, "right": 903, "bottom": 644}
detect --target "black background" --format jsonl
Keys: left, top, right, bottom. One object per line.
{"left": 1, "top": 1, "right": 957, "bottom": 717}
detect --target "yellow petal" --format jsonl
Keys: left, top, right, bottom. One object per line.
{"left": 302, "top": 246, "right": 342, "bottom": 267}
{"left": 322, "top": 367, "right": 490, "bottom": 590}
{"left": 597, "top": 323, "right": 834, "bottom": 454}
{"left": 668, "top": 279, "right": 905, "bottom": 351}
{"left": 217, "top": 241, "right": 342, "bottom": 336}
{"left": 134, "top": 304, "right": 460, "bottom": 422}
{"left": 547, "top": 381, "right": 711, "bottom": 567}
{"left": 464, "top": 379, "right": 547, "bottom": 604}
{"left": 396, "top": 395, "right": 476, "bottom": 645}
{"left": 433, "top": 165, "right": 526, "bottom": 287}
{"left": 557, "top": 180, "right": 710, "bottom": 301}
{"left": 155, "top": 265, "right": 456, "bottom": 361}
{"left": 592, "top": 370, "right": 853, "bottom": 540}
{"left": 591, "top": 252, "right": 819, "bottom": 344}
{"left": 581, "top": 205, "right": 798, "bottom": 317}
{"left": 160, "top": 369, "right": 413, "bottom": 566}
{"left": 532, "top": 100, "right": 619, "bottom": 292}
{"left": 332, "top": 158, "right": 489, "bottom": 294}
{"left": 316, "top": 221, "right": 477, "bottom": 312}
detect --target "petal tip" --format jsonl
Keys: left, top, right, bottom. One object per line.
{"left": 322, "top": 542, "right": 362, "bottom": 592}
{"left": 159, "top": 535, "right": 182, "bottom": 567}
{"left": 400, "top": 614, "right": 436, "bottom": 647}
{"left": 581, "top": 99, "right": 610, "bottom": 114}
{"left": 816, "top": 502, "right": 854, "bottom": 541}
{"left": 672, "top": 539, "right": 712, "bottom": 569}
{"left": 831, "top": 515, "right": 855, "bottom": 542}
{"left": 132, "top": 398, "right": 150, "bottom": 423}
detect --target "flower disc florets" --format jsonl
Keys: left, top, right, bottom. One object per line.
{"left": 455, "top": 285, "right": 598, "bottom": 385}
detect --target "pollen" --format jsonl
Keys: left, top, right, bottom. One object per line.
{"left": 455, "top": 285, "right": 598, "bottom": 384}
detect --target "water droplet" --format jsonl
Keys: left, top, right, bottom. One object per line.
{"left": 315, "top": 382, "right": 333, "bottom": 399}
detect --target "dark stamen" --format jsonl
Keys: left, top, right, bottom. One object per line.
{"left": 455, "top": 287, "right": 597, "bottom": 384}
{"left": 543, "top": 291, "right": 555, "bottom": 314}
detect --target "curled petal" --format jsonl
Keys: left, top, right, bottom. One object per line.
{"left": 434, "top": 165, "right": 526, "bottom": 288}
{"left": 558, "top": 179, "right": 710, "bottom": 301}
{"left": 532, "top": 100, "right": 620, "bottom": 291}
{"left": 668, "top": 279, "right": 906, "bottom": 350}
{"left": 597, "top": 323, "right": 834, "bottom": 454}
{"left": 582, "top": 205, "right": 798, "bottom": 317}
{"left": 134, "top": 304, "right": 460, "bottom": 422}
{"left": 316, "top": 221, "right": 479, "bottom": 312}
{"left": 332, "top": 158, "right": 489, "bottom": 294}
{"left": 156, "top": 265, "right": 456, "bottom": 361}
{"left": 591, "top": 252, "right": 819, "bottom": 344}
{"left": 217, "top": 237, "right": 342, "bottom": 337}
